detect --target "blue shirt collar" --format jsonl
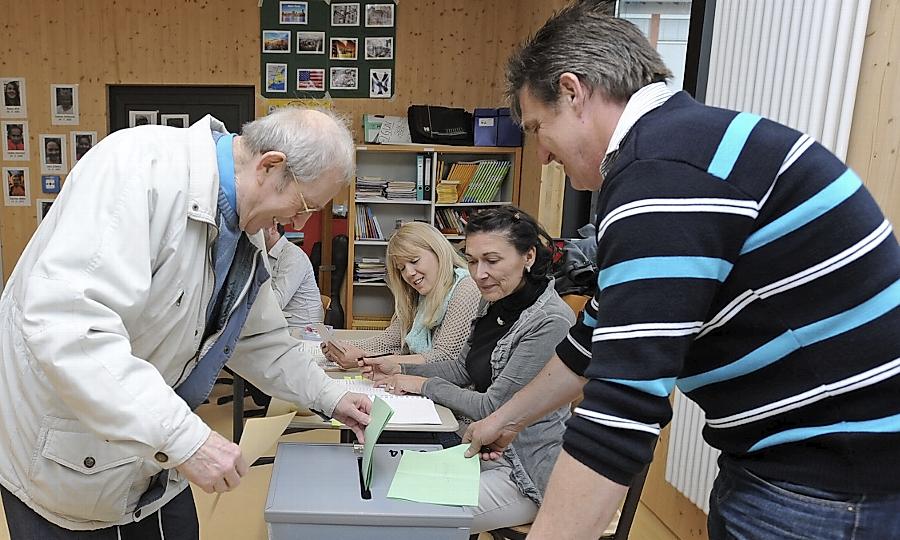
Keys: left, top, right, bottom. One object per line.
{"left": 215, "top": 133, "right": 238, "bottom": 215}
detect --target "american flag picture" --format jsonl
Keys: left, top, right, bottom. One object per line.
{"left": 297, "top": 69, "right": 325, "bottom": 91}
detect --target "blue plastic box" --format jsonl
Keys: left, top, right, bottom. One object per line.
{"left": 497, "top": 108, "right": 523, "bottom": 147}
{"left": 473, "top": 108, "right": 498, "bottom": 146}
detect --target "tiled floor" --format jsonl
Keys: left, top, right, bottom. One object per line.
{"left": 0, "top": 383, "right": 677, "bottom": 539}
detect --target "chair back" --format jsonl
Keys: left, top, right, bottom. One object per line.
{"left": 320, "top": 294, "right": 332, "bottom": 312}
{"left": 562, "top": 294, "right": 590, "bottom": 315}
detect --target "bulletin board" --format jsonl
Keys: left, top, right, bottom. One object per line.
{"left": 259, "top": 0, "right": 397, "bottom": 100}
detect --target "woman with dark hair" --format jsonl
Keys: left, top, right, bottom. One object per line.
{"left": 362, "top": 205, "right": 575, "bottom": 533}
{"left": 3, "top": 81, "right": 20, "bottom": 107}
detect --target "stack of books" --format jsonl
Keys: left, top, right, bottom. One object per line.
{"left": 436, "top": 180, "right": 461, "bottom": 204}
{"left": 356, "top": 176, "right": 387, "bottom": 199}
{"left": 434, "top": 208, "right": 471, "bottom": 236}
{"left": 354, "top": 204, "right": 385, "bottom": 240}
{"left": 384, "top": 180, "right": 417, "bottom": 200}
{"left": 354, "top": 257, "right": 387, "bottom": 283}
{"left": 435, "top": 160, "right": 511, "bottom": 204}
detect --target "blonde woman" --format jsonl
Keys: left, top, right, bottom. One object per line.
{"left": 322, "top": 222, "right": 480, "bottom": 369}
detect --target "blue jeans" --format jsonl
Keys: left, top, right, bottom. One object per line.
{"left": 708, "top": 457, "right": 900, "bottom": 539}
{"left": 1, "top": 485, "right": 198, "bottom": 540}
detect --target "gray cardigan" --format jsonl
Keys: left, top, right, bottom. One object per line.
{"left": 404, "top": 279, "right": 575, "bottom": 504}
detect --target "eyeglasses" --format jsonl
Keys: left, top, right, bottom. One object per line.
{"left": 289, "top": 168, "right": 324, "bottom": 215}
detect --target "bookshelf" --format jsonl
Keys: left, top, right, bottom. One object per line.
{"left": 345, "top": 143, "right": 522, "bottom": 329}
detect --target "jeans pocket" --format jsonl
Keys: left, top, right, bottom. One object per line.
{"left": 741, "top": 467, "right": 854, "bottom": 509}
{"left": 28, "top": 418, "right": 142, "bottom": 522}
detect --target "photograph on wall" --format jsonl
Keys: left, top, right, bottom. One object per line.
{"left": 330, "top": 67, "right": 358, "bottom": 90}
{"left": 36, "top": 198, "right": 54, "bottom": 225}
{"left": 262, "top": 30, "right": 292, "bottom": 53}
{"left": 329, "top": 38, "right": 358, "bottom": 60}
{"left": 265, "top": 63, "right": 289, "bottom": 93}
{"left": 369, "top": 68, "right": 391, "bottom": 98}
{"left": 71, "top": 131, "right": 97, "bottom": 164}
{"left": 279, "top": 1, "right": 308, "bottom": 24}
{"left": 3, "top": 167, "right": 30, "bottom": 207}
{"left": 41, "top": 175, "right": 61, "bottom": 194}
{"left": 128, "top": 110, "right": 158, "bottom": 127}
{"left": 365, "top": 3, "right": 394, "bottom": 27}
{"left": 365, "top": 37, "right": 393, "bottom": 60}
{"left": 1, "top": 78, "right": 27, "bottom": 118}
{"left": 296, "top": 69, "right": 325, "bottom": 91}
{"left": 161, "top": 114, "right": 190, "bottom": 128}
{"left": 51, "top": 84, "right": 79, "bottom": 125}
{"left": 331, "top": 3, "right": 360, "bottom": 26}
{"left": 2, "top": 121, "right": 28, "bottom": 161}
{"left": 297, "top": 31, "right": 325, "bottom": 54}
{"left": 39, "top": 134, "right": 67, "bottom": 174}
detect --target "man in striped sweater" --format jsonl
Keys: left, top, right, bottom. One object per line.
{"left": 463, "top": 3, "right": 900, "bottom": 539}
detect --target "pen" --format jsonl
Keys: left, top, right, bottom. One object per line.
{"left": 360, "top": 353, "right": 392, "bottom": 359}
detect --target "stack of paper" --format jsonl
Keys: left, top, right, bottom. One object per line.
{"left": 387, "top": 444, "right": 480, "bottom": 506}
{"left": 337, "top": 379, "right": 441, "bottom": 425}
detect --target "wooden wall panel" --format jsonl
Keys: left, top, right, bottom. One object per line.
{"left": 0, "top": 0, "right": 533, "bottom": 282}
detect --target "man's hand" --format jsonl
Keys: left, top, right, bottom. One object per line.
{"left": 375, "top": 374, "right": 425, "bottom": 395}
{"left": 321, "top": 341, "right": 368, "bottom": 369}
{"left": 462, "top": 412, "right": 522, "bottom": 460}
{"left": 360, "top": 356, "right": 402, "bottom": 381}
{"left": 332, "top": 392, "right": 372, "bottom": 441}
{"left": 176, "top": 431, "right": 248, "bottom": 494}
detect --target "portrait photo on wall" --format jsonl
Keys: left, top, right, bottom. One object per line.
{"left": 51, "top": 84, "right": 79, "bottom": 125}
{"left": 1, "top": 78, "right": 27, "bottom": 118}
{"left": 36, "top": 198, "right": 54, "bottom": 225}
{"left": 330, "top": 37, "right": 358, "bottom": 60}
{"left": 279, "top": 1, "right": 308, "bottom": 24}
{"left": 365, "top": 3, "right": 394, "bottom": 27}
{"left": 297, "top": 68, "right": 325, "bottom": 91}
{"left": 266, "top": 63, "right": 289, "bottom": 93}
{"left": 297, "top": 31, "right": 325, "bottom": 54}
{"left": 3, "top": 167, "right": 30, "bottom": 207}
{"left": 330, "top": 67, "right": 358, "bottom": 90}
{"left": 161, "top": 114, "right": 190, "bottom": 128}
{"left": 2, "top": 121, "right": 29, "bottom": 161}
{"left": 39, "top": 134, "right": 67, "bottom": 174}
{"left": 262, "top": 30, "right": 292, "bottom": 53}
{"left": 128, "top": 110, "right": 158, "bottom": 127}
{"left": 71, "top": 131, "right": 97, "bottom": 165}
{"left": 369, "top": 68, "right": 391, "bottom": 98}
{"left": 331, "top": 3, "right": 360, "bottom": 26}
{"left": 365, "top": 37, "right": 393, "bottom": 60}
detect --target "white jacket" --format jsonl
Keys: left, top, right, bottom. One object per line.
{"left": 0, "top": 116, "right": 347, "bottom": 530}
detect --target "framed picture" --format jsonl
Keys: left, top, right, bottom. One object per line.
{"left": 160, "top": 114, "right": 190, "bottom": 128}
{"left": 262, "top": 30, "right": 292, "bottom": 53}
{"left": 265, "top": 63, "right": 289, "bottom": 93}
{"left": 365, "top": 3, "right": 395, "bottom": 27}
{"left": 39, "top": 134, "right": 67, "bottom": 174}
{"left": 0, "top": 78, "right": 26, "bottom": 118}
{"left": 3, "top": 167, "right": 30, "bottom": 207}
{"left": 279, "top": 1, "right": 308, "bottom": 24}
{"left": 331, "top": 3, "right": 360, "bottom": 26}
{"left": 297, "top": 31, "right": 325, "bottom": 54}
{"left": 128, "top": 110, "right": 158, "bottom": 127}
{"left": 330, "top": 67, "right": 358, "bottom": 91}
{"left": 70, "top": 131, "right": 97, "bottom": 165}
{"left": 51, "top": 84, "right": 79, "bottom": 125}
{"left": 329, "top": 37, "right": 358, "bottom": 60}
{"left": 365, "top": 37, "right": 393, "bottom": 60}
{"left": 369, "top": 68, "right": 392, "bottom": 98}
{"left": 296, "top": 69, "right": 325, "bottom": 91}
{"left": 36, "top": 198, "right": 55, "bottom": 225}
{"left": 2, "top": 121, "right": 28, "bottom": 161}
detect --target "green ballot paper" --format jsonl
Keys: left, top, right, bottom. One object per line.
{"left": 386, "top": 444, "right": 480, "bottom": 506}
{"left": 362, "top": 396, "right": 394, "bottom": 489}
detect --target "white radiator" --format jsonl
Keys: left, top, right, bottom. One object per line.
{"left": 665, "top": 390, "right": 719, "bottom": 514}
{"left": 705, "top": 0, "right": 871, "bottom": 160}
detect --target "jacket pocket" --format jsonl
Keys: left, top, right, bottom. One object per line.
{"left": 28, "top": 419, "right": 143, "bottom": 523}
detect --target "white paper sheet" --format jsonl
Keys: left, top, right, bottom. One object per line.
{"left": 337, "top": 379, "right": 441, "bottom": 425}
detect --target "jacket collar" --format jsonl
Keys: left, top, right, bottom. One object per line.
{"left": 186, "top": 114, "right": 229, "bottom": 225}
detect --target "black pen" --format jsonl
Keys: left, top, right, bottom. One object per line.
{"left": 360, "top": 353, "right": 392, "bottom": 360}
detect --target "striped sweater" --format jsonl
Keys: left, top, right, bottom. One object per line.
{"left": 556, "top": 91, "right": 900, "bottom": 493}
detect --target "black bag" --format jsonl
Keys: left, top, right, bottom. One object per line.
{"left": 407, "top": 105, "right": 474, "bottom": 146}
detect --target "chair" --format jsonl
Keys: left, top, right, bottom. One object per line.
{"left": 561, "top": 294, "right": 590, "bottom": 315}
{"left": 488, "top": 439, "right": 657, "bottom": 540}
{"left": 320, "top": 294, "right": 332, "bottom": 312}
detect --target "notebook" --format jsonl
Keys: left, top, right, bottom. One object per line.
{"left": 337, "top": 379, "right": 442, "bottom": 425}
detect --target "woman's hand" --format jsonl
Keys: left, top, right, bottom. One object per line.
{"left": 360, "top": 356, "right": 402, "bottom": 381}
{"left": 321, "top": 341, "right": 368, "bottom": 369}
{"left": 376, "top": 374, "right": 426, "bottom": 395}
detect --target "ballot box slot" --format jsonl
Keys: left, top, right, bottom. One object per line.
{"left": 357, "top": 456, "right": 372, "bottom": 500}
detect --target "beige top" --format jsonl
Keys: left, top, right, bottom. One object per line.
{"left": 350, "top": 276, "right": 481, "bottom": 363}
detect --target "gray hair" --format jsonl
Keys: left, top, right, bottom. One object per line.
{"left": 240, "top": 107, "right": 355, "bottom": 187}
{"left": 506, "top": 0, "right": 672, "bottom": 121}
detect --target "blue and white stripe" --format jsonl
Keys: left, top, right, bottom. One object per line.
{"left": 707, "top": 357, "right": 900, "bottom": 429}
{"left": 593, "top": 321, "right": 704, "bottom": 342}
{"left": 599, "top": 256, "right": 733, "bottom": 291}
{"left": 707, "top": 112, "right": 762, "bottom": 180}
{"left": 573, "top": 407, "right": 662, "bottom": 436}
{"left": 698, "top": 219, "right": 894, "bottom": 338}
{"left": 749, "top": 411, "right": 900, "bottom": 452}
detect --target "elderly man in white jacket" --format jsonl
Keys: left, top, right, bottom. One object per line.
{"left": 0, "top": 108, "right": 371, "bottom": 539}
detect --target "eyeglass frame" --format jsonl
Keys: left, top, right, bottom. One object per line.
{"left": 288, "top": 166, "right": 325, "bottom": 215}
